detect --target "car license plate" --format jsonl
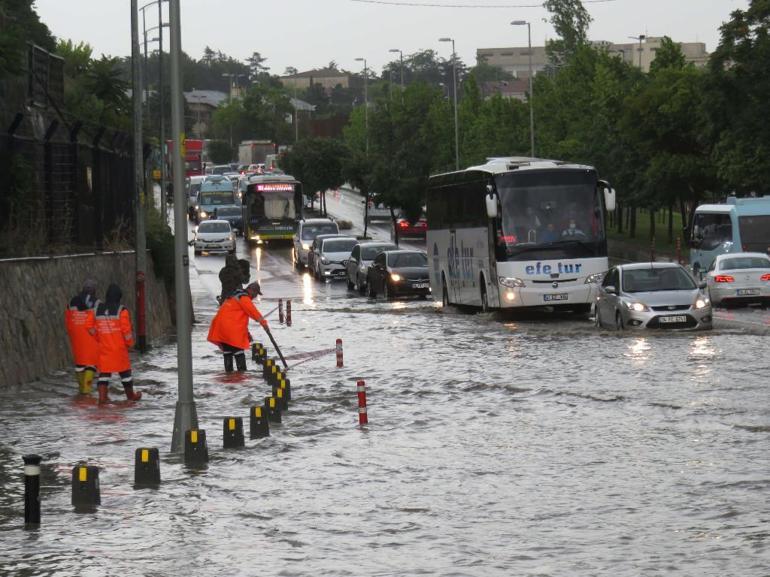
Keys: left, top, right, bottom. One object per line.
{"left": 413, "top": 282, "right": 429, "bottom": 289}
{"left": 544, "top": 293, "right": 568, "bottom": 302}
{"left": 659, "top": 315, "right": 687, "bottom": 323}
{"left": 737, "top": 289, "right": 760, "bottom": 296}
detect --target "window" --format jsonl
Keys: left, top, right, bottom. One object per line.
{"left": 388, "top": 252, "right": 427, "bottom": 267}
{"left": 622, "top": 267, "right": 695, "bottom": 293}
{"left": 323, "top": 239, "right": 357, "bottom": 253}
{"left": 199, "top": 222, "right": 231, "bottom": 233}
{"left": 692, "top": 213, "right": 732, "bottom": 251}
{"left": 602, "top": 268, "right": 618, "bottom": 288}
{"left": 350, "top": 246, "right": 361, "bottom": 261}
{"left": 720, "top": 256, "right": 770, "bottom": 271}
{"left": 738, "top": 215, "right": 770, "bottom": 252}
{"left": 362, "top": 244, "right": 396, "bottom": 260}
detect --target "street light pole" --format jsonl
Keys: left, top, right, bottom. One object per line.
{"left": 169, "top": 0, "right": 198, "bottom": 453}
{"left": 512, "top": 20, "right": 535, "bottom": 157}
{"left": 389, "top": 48, "right": 404, "bottom": 98}
{"left": 355, "top": 57, "right": 368, "bottom": 154}
{"left": 629, "top": 34, "right": 646, "bottom": 69}
{"left": 158, "top": 0, "right": 167, "bottom": 225}
{"left": 439, "top": 38, "right": 459, "bottom": 170}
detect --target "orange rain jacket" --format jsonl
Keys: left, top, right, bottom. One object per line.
{"left": 208, "top": 289, "right": 265, "bottom": 350}
{"left": 89, "top": 305, "right": 134, "bottom": 373}
{"left": 65, "top": 302, "right": 99, "bottom": 367}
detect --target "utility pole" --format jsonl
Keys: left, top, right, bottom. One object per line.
{"left": 512, "top": 20, "right": 535, "bottom": 157}
{"left": 158, "top": 0, "right": 167, "bottom": 225}
{"left": 169, "top": 0, "right": 198, "bottom": 453}
{"left": 439, "top": 38, "right": 459, "bottom": 170}
{"left": 131, "top": 0, "right": 147, "bottom": 353}
{"left": 355, "top": 57, "right": 368, "bottom": 154}
{"left": 629, "top": 34, "right": 646, "bottom": 69}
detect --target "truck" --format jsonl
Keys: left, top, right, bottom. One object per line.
{"left": 166, "top": 138, "right": 204, "bottom": 177}
{"left": 238, "top": 140, "right": 276, "bottom": 167}
{"left": 689, "top": 195, "right": 770, "bottom": 276}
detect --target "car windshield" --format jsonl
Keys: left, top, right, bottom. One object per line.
{"left": 362, "top": 244, "right": 396, "bottom": 260}
{"left": 389, "top": 252, "right": 427, "bottom": 267}
{"left": 622, "top": 267, "right": 696, "bottom": 292}
{"left": 323, "top": 239, "right": 357, "bottom": 253}
{"left": 215, "top": 207, "right": 240, "bottom": 217}
{"left": 198, "top": 222, "right": 230, "bottom": 233}
{"left": 301, "top": 224, "right": 338, "bottom": 240}
{"left": 720, "top": 256, "right": 770, "bottom": 270}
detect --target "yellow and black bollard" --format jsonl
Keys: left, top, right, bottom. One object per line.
{"left": 257, "top": 345, "right": 267, "bottom": 365}
{"left": 23, "top": 454, "right": 42, "bottom": 528}
{"left": 269, "top": 363, "right": 280, "bottom": 387}
{"left": 262, "top": 358, "right": 274, "bottom": 380}
{"left": 71, "top": 463, "right": 100, "bottom": 510}
{"left": 184, "top": 429, "right": 209, "bottom": 467}
{"left": 249, "top": 405, "right": 270, "bottom": 439}
{"left": 223, "top": 417, "right": 245, "bottom": 449}
{"left": 134, "top": 448, "right": 161, "bottom": 488}
{"left": 264, "top": 396, "right": 282, "bottom": 424}
{"left": 251, "top": 342, "right": 260, "bottom": 363}
{"left": 280, "top": 373, "right": 292, "bottom": 402}
{"left": 272, "top": 385, "right": 288, "bottom": 412}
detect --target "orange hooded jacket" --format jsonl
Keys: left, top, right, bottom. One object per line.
{"left": 90, "top": 285, "right": 134, "bottom": 373}
{"left": 207, "top": 289, "right": 265, "bottom": 350}
{"left": 65, "top": 295, "right": 99, "bottom": 367}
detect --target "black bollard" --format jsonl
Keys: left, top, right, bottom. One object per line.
{"left": 262, "top": 358, "right": 274, "bottom": 380}
{"left": 272, "top": 385, "right": 288, "bottom": 412}
{"left": 184, "top": 429, "right": 209, "bottom": 467}
{"left": 264, "top": 396, "right": 282, "bottom": 424}
{"left": 71, "top": 463, "right": 100, "bottom": 509}
{"left": 279, "top": 298, "right": 285, "bottom": 324}
{"left": 251, "top": 342, "right": 259, "bottom": 362}
{"left": 286, "top": 300, "right": 292, "bottom": 327}
{"left": 280, "top": 373, "right": 292, "bottom": 402}
{"left": 223, "top": 417, "right": 245, "bottom": 449}
{"left": 134, "top": 448, "right": 161, "bottom": 488}
{"left": 23, "top": 454, "right": 42, "bottom": 527}
{"left": 249, "top": 405, "right": 270, "bottom": 439}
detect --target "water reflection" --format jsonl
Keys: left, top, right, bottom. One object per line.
{"left": 689, "top": 335, "right": 716, "bottom": 380}
{"left": 302, "top": 272, "right": 314, "bottom": 305}
{"left": 624, "top": 337, "right": 652, "bottom": 364}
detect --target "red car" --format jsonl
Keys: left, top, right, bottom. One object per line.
{"left": 392, "top": 214, "right": 427, "bottom": 240}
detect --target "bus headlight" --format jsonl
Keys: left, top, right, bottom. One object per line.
{"left": 505, "top": 290, "right": 516, "bottom": 302}
{"left": 584, "top": 272, "right": 606, "bottom": 284}
{"left": 498, "top": 276, "right": 525, "bottom": 288}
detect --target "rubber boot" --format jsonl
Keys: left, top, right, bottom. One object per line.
{"left": 235, "top": 353, "right": 247, "bottom": 372}
{"left": 98, "top": 382, "right": 110, "bottom": 404}
{"left": 81, "top": 369, "right": 95, "bottom": 395}
{"left": 224, "top": 354, "right": 234, "bottom": 373}
{"left": 76, "top": 371, "right": 87, "bottom": 394}
{"left": 123, "top": 382, "right": 142, "bottom": 401}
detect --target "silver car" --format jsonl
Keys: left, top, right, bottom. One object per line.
{"left": 313, "top": 236, "right": 358, "bottom": 281}
{"left": 595, "top": 262, "right": 712, "bottom": 330}
{"left": 706, "top": 252, "right": 770, "bottom": 306}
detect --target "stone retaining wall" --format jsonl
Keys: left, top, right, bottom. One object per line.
{"left": 0, "top": 252, "right": 172, "bottom": 388}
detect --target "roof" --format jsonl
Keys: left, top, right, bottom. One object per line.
{"left": 184, "top": 90, "right": 228, "bottom": 108}
{"left": 290, "top": 97, "right": 316, "bottom": 112}
{"left": 432, "top": 157, "right": 594, "bottom": 179}
{"left": 714, "top": 252, "right": 770, "bottom": 261}
{"left": 618, "top": 262, "right": 683, "bottom": 270}
{"left": 283, "top": 68, "right": 348, "bottom": 79}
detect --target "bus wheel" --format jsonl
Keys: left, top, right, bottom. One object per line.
{"left": 480, "top": 286, "right": 489, "bottom": 313}
{"left": 442, "top": 277, "right": 450, "bottom": 307}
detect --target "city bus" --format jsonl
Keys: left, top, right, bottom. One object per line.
{"left": 426, "top": 157, "right": 616, "bottom": 311}
{"left": 241, "top": 174, "right": 303, "bottom": 243}
{"left": 689, "top": 195, "right": 770, "bottom": 277}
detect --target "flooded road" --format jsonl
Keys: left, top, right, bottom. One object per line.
{"left": 1, "top": 220, "right": 769, "bottom": 576}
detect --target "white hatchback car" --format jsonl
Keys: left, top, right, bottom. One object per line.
{"left": 706, "top": 252, "right": 770, "bottom": 306}
{"left": 193, "top": 219, "right": 235, "bottom": 256}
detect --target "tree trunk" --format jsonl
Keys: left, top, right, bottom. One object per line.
{"left": 390, "top": 207, "right": 399, "bottom": 247}
{"left": 668, "top": 204, "right": 674, "bottom": 243}
{"left": 363, "top": 190, "right": 370, "bottom": 239}
{"left": 649, "top": 209, "right": 656, "bottom": 241}
{"left": 616, "top": 203, "right": 623, "bottom": 233}
{"left": 629, "top": 205, "right": 636, "bottom": 239}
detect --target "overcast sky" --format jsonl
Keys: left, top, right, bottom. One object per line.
{"left": 35, "top": 0, "right": 749, "bottom": 75}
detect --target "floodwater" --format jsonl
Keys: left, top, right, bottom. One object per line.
{"left": 1, "top": 233, "right": 769, "bottom": 576}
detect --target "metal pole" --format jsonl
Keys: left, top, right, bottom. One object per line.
{"left": 451, "top": 39, "right": 459, "bottom": 170}
{"left": 131, "top": 0, "right": 148, "bottom": 353}
{"left": 527, "top": 23, "right": 535, "bottom": 158}
{"left": 169, "top": 0, "right": 198, "bottom": 453}
{"left": 363, "top": 60, "right": 369, "bottom": 154}
{"left": 158, "top": 0, "right": 167, "bottom": 225}
{"left": 400, "top": 51, "right": 404, "bottom": 91}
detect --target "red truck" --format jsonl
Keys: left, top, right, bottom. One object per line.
{"left": 166, "top": 138, "right": 204, "bottom": 177}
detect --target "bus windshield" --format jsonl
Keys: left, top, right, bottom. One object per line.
{"left": 199, "top": 191, "right": 234, "bottom": 206}
{"left": 495, "top": 170, "right": 604, "bottom": 261}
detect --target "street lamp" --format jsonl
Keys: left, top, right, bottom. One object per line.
{"left": 389, "top": 48, "right": 404, "bottom": 92}
{"left": 511, "top": 20, "right": 535, "bottom": 158}
{"left": 439, "top": 37, "right": 459, "bottom": 170}
{"left": 629, "top": 34, "right": 646, "bottom": 69}
{"left": 355, "top": 57, "right": 369, "bottom": 154}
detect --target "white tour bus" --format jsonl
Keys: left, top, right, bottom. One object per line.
{"left": 426, "top": 157, "right": 616, "bottom": 311}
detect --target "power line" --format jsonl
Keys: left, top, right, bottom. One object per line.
{"left": 350, "top": 0, "right": 617, "bottom": 8}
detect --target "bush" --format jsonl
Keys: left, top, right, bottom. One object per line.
{"left": 145, "top": 205, "right": 174, "bottom": 291}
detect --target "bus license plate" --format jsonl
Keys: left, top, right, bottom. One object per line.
{"left": 544, "top": 293, "right": 568, "bottom": 302}
{"left": 659, "top": 315, "right": 687, "bottom": 323}
{"left": 737, "top": 289, "right": 760, "bottom": 296}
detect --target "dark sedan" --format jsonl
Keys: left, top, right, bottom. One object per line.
{"left": 366, "top": 250, "right": 431, "bottom": 299}
{"left": 212, "top": 205, "right": 243, "bottom": 235}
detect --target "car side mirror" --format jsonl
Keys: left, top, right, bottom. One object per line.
{"left": 604, "top": 285, "right": 617, "bottom": 295}
{"left": 698, "top": 280, "right": 707, "bottom": 289}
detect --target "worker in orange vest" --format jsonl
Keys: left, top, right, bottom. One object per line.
{"left": 208, "top": 282, "right": 268, "bottom": 372}
{"left": 90, "top": 284, "right": 141, "bottom": 403}
{"left": 65, "top": 279, "right": 100, "bottom": 394}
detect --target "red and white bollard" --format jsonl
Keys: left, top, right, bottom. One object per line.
{"left": 335, "top": 338, "right": 343, "bottom": 368}
{"left": 357, "top": 380, "right": 368, "bottom": 426}
{"left": 278, "top": 299, "right": 285, "bottom": 324}
{"left": 286, "top": 300, "right": 292, "bottom": 327}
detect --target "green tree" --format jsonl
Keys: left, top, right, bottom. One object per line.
{"left": 281, "top": 138, "right": 348, "bottom": 215}
{"left": 649, "top": 36, "right": 687, "bottom": 75}
{"left": 0, "top": 0, "right": 55, "bottom": 79}
{"left": 207, "top": 140, "right": 234, "bottom": 164}
{"left": 544, "top": 0, "right": 593, "bottom": 64}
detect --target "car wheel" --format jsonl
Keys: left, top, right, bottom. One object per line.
{"left": 357, "top": 277, "right": 367, "bottom": 295}
{"left": 615, "top": 310, "right": 624, "bottom": 331}
{"left": 480, "top": 286, "right": 489, "bottom": 312}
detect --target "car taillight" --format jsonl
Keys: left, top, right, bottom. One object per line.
{"left": 398, "top": 221, "right": 409, "bottom": 228}
{"left": 714, "top": 275, "right": 734, "bottom": 283}
{"left": 761, "top": 274, "right": 770, "bottom": 282}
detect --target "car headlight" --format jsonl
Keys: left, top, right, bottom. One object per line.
{"left": 584, "top": 272, "right": 606, "bottom": 284}
{"left": 694, "top": 296, "right": 710, "bottom": 309}
{"left": 623, "top": 300, "right": 649, "bottom": 312}
{"left": 302, "top": 243, "right": 311, "bottom": 250}
{"left": 321, "top": 256, "right": 329, "bottom": 264}
{"left": 390, "top": 273, "right": 402, "bottom": 282}
{"left": 199, "top": 211, "right": 207, "bottom": 218}
{"left": 498, "top": 276, "right": 525, "bottom": 288}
